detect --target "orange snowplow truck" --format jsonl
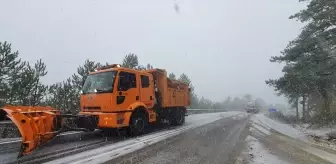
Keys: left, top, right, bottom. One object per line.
{"left": 0, "top": 64, "right": 190, "bottom": 158}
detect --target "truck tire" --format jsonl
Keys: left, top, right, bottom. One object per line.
{"left": 178, "top": 108, "right": 185, "bottom": 125}
{"left": 128, "top": 112, "right": 147, "bottom": 136}
{"left": 171, "top": 108, "right": 185, "bottom": 126}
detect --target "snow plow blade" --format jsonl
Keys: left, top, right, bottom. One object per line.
{"left": 0, "top": 105, "right": 62, "bottom": 158}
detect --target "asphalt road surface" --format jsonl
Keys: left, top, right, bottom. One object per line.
{"left": 102, "top": 113, "right": 336, "bottom": 164}
{"left": 2, "top": 112, "right": 336, "bottom": 164}
{"left": 1, "top": 112, "right": 242, "bottom": 164}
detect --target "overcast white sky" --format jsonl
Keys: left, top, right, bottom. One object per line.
{"left": 0, "top": 0, "right": 306, "bottom": 104}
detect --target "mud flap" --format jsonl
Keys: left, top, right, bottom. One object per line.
{"left": 0, "top": 106, "right": 61, "bottom": 158}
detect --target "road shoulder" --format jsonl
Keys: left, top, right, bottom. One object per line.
{"left": 237, "top": 114, "right": 336, "bottom": 164}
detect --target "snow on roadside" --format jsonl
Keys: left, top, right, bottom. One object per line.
{"left": 295, "top": 124, "right": 336, "bottom": 140}
{"left": 236, "top": 115, "right": 291, "bottom": 164}
{"left": 239, "top": 115, "right": 291, "bottom": 164}
{"left": 294, "top": 123, "right": 336, "bottom": 152}
{"left": 251, "top": 113, "right": 336, "bottom": 163}
{"left": 258, "top": 114, "right": 336, "bottom": 141}
{"left": 252, "top": 114, "right": 307, "bottom": 140}
{"left": 245, "top": 136, "right": 289, "bottom": 164}
{"left": 258, "top": 113, "right": 336, "bottom": 151}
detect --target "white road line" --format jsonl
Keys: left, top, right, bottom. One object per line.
{"left": 0, "top": 139, "right": 21, "bottom": 144}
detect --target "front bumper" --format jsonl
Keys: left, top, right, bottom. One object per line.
{"left": 79, "top": 111, "right": 132, "bottom": 128}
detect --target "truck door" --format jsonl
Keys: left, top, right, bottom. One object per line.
{"left": 115, "top": 71, "right": 139, "bottom": 110}
{"left": 140, "top": 74, "right": 155, "bottom": 108}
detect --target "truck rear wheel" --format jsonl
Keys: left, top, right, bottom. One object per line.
{"left": 171, "top": 108, "right": 185, "bottom": 126}
{"left": 128, "top": 112, "right": 147, "bottom": 136}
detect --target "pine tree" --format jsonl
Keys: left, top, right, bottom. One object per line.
{"left": 146, "top": 63, "right": 153, "bottom": 70}
{"left": 11, "top": 59, "right": 48, "bottom": 106}
{"left": 178, "top": 73, "right": 199, "bottom": 108}
{"left": 121, "top": 53, "right": 139, "bottom": 69}
{"left": 70, "top": 59, "right": 102, "bottom": 111}
{"left": 72, "top": 59, "right": 102, "bottom": 90}
{"left": 168, "top": 73, "right": 176, "bottom": 80}
{"left": 0, "top": 41, "right": 26, "bottom": 104}
{"left": 136, "top": 65, "right": 146, "bottom": 70}
{"left": 46, "top": 78, "right": 78, "bottom": 113}
{"left": 266, "top": 0, "right": 336, "bottom": 123}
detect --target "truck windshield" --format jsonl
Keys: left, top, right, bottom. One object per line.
{"left": 82, "top": 71, "right": 116, "bottom": 94}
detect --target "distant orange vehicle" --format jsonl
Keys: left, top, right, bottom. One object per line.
{"left": 0, "top": 64, "right": 190, "bottom": 157}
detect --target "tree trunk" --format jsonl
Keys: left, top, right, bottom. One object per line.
{"left": 302, "top": 95, "right": 306, "bottom": 122}
{"left": 307, "top": 94, "right": 312, "bottom": 120}
{"left": 321, "top": 87, "right": 331, "bottom": 114}
{"left": 318, "top": 82, "right": 331, "bottom": 122}
{"left": 32, "top": 78, "right": 40, "bottom": 106}
{"left": 296, "top": 97, "right": 299, "bottom": 121}
{"left": 323, "top": 94, "right": 330, "bottom": 114}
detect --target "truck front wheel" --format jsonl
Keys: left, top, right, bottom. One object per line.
{"left": 128, "top": 112, "right": 147, "bottom": 136}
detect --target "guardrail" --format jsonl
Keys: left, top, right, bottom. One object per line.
{"left": 186, "top": 109, "right": 227, "bottom": 115}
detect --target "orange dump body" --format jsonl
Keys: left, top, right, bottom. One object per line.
{"left": 145, "top": 69, "right": 190, "bottom": 108}
{"left": 0, "top": 105, "right": 61, "bottom": 157}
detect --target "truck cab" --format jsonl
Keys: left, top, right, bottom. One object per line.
{"left": 78, "top": 64, "right": 156, "bottom": 130}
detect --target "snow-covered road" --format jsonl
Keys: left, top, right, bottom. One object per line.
{"left": 46, "top": 111, "right": 244, "bottom": 164}
{"left": 4, "top": 112, "right": 336, "bottom": 164}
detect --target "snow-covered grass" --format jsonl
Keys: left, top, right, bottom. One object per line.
{"left": 253, "top": 114, "right": 307, "bottom": 140}
{"left": 245, "top": 136, "right": 289, "bottom": 164}
{"left": 238, "top": 115, "right": 291, "bottom": 164}
{"left": 295, "top": 124, "right": 336, "bottom": 140}
{"left": 241, "top": 115, "right": 293, "bottom": 164}
{"left": 251, "top": 114, "right": 336, "bottom": 164}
